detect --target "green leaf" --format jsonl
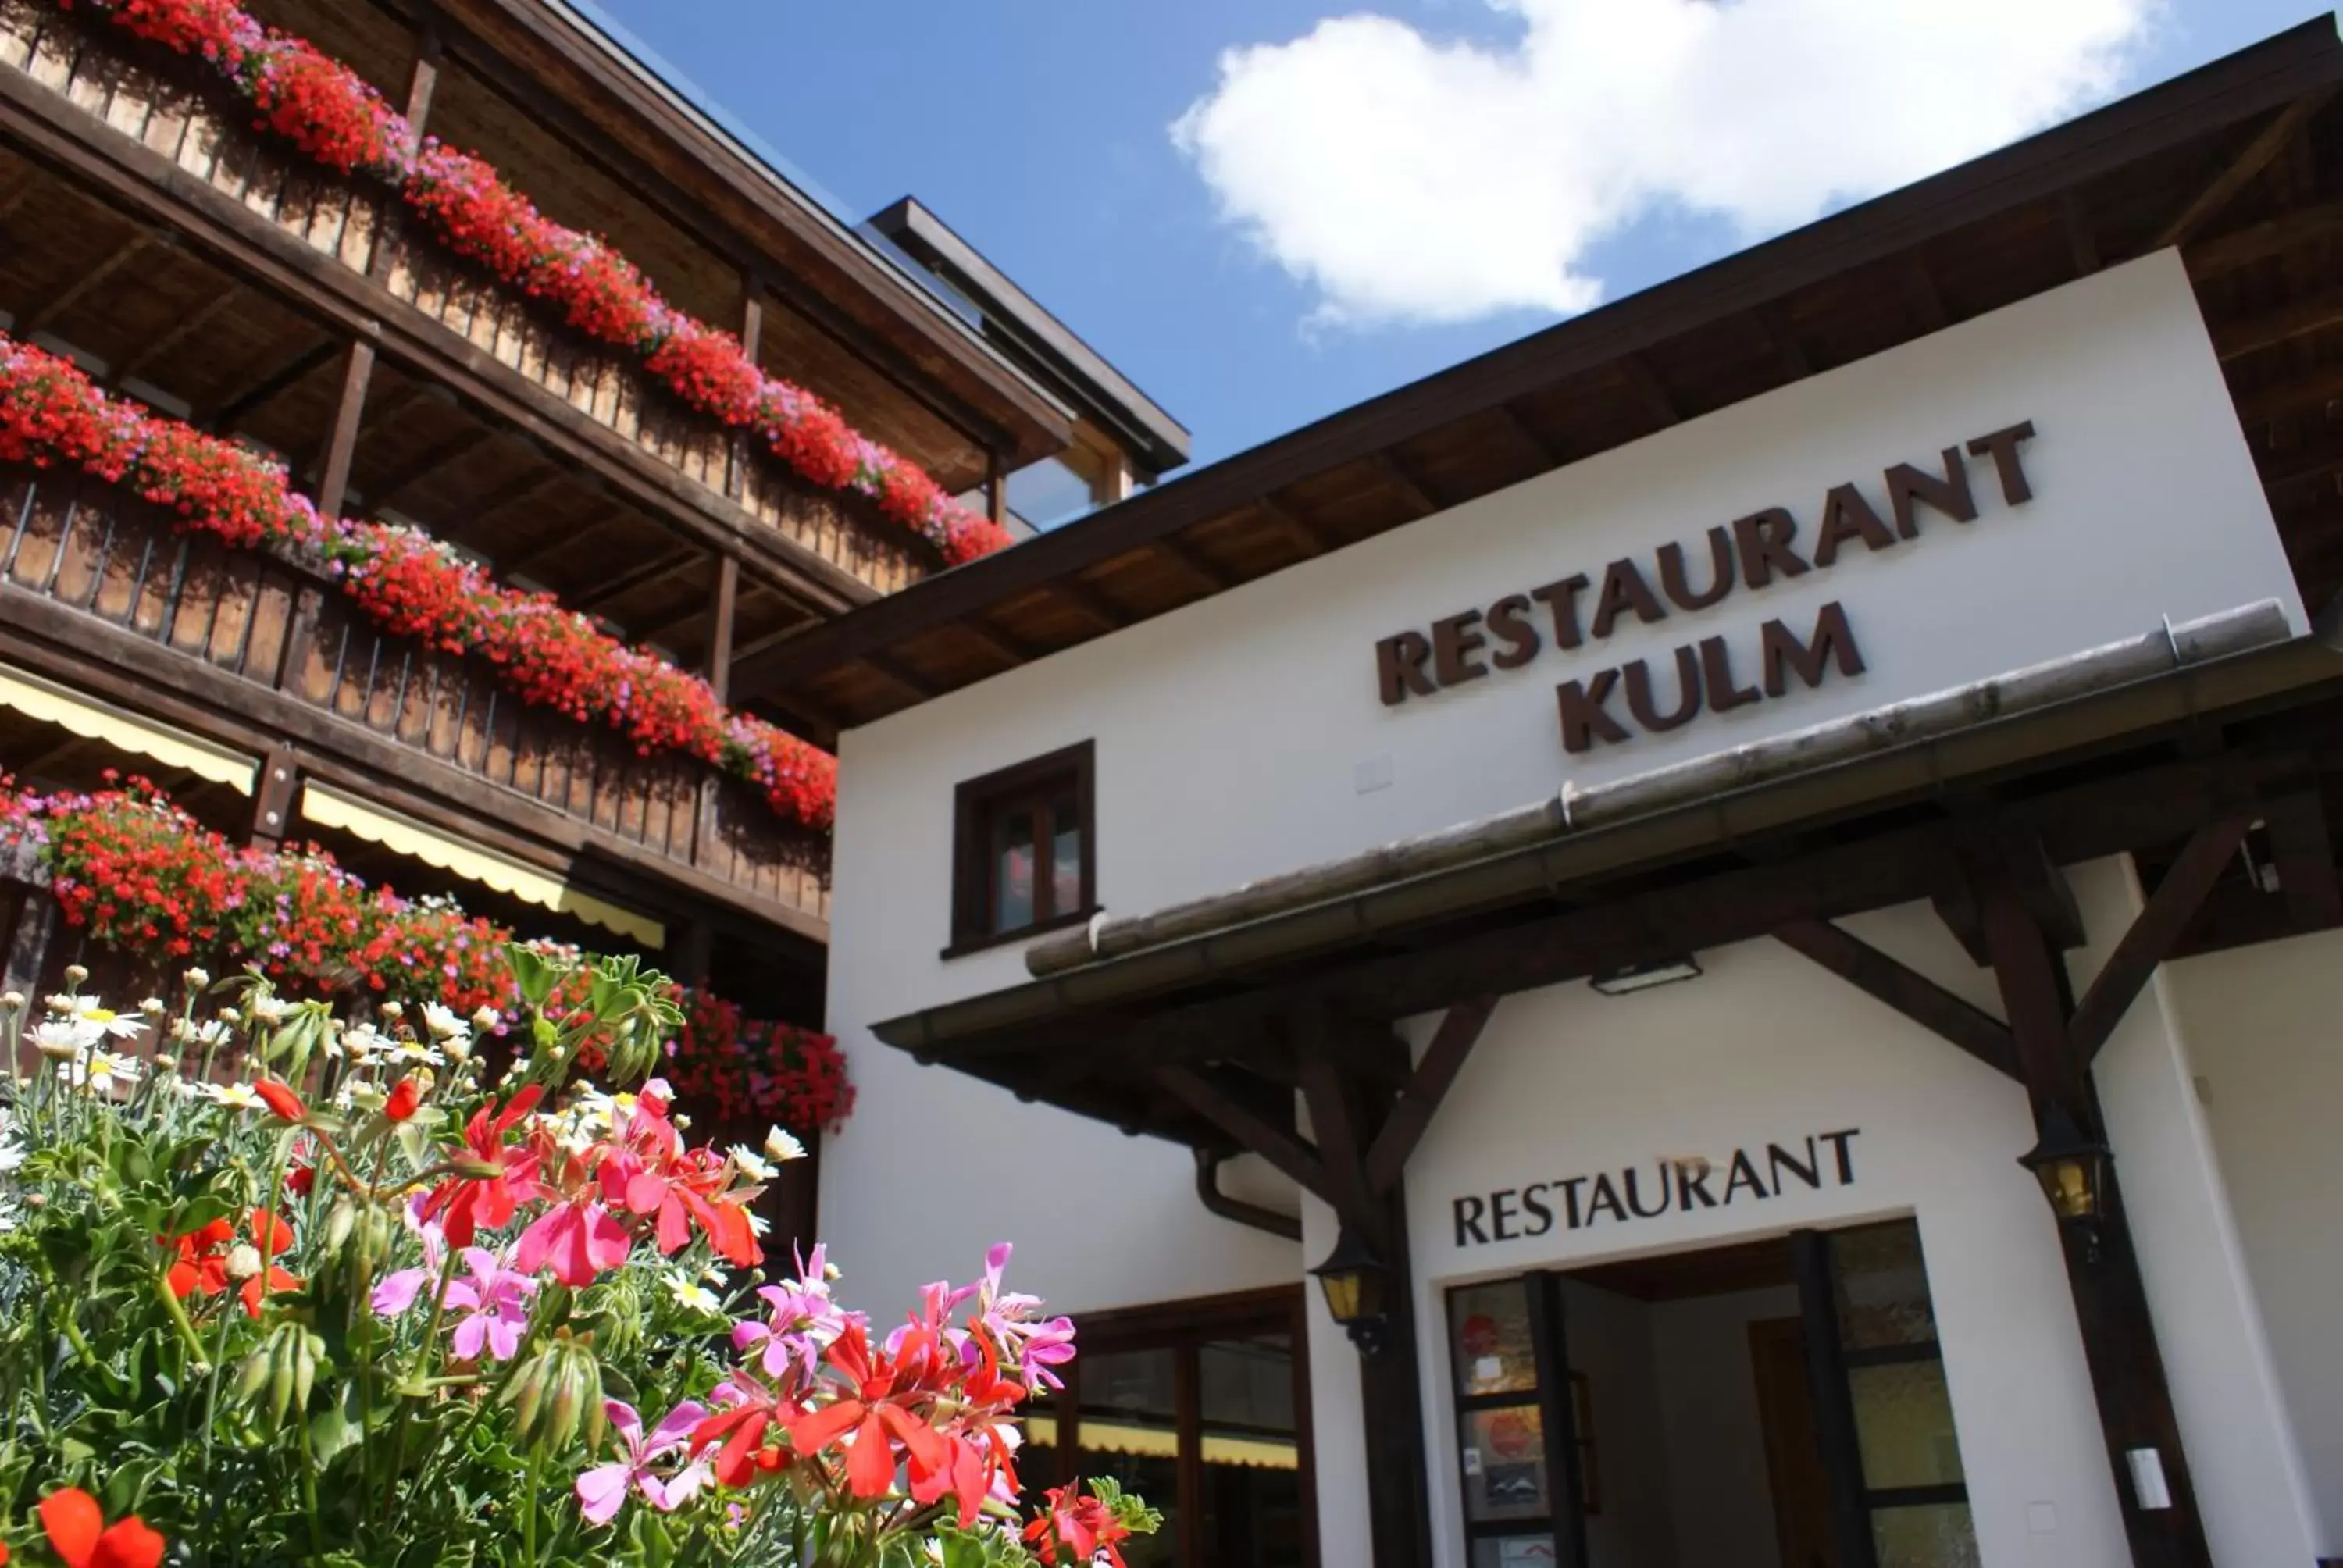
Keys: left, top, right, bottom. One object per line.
{"left": 507, "top": 944, "right": 559, "bottom": 1010}
{"left": 311, "top": 1378, "right": 366, "bottom": 1464}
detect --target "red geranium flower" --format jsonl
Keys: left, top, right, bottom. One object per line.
{"left": 37, "top": 1488, "right": 166, "bottom": 1568}
{"left": 422, "top": 1085, "right": 544, "bottom": 1246}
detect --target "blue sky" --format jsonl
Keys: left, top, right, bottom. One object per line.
{"left": 597, "top": 0, "right": 2319, "bottom": 478}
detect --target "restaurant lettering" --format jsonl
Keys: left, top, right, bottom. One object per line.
{"left": 1374, "top": 424, "right": 2038, "bottom": 752}
{"left": 1451, "top": 1128, "right": 1862, "bottom": 1248}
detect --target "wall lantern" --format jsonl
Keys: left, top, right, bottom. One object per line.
{"left": 1311, "top": 1228, "right": 1392, "bottom": 1358}
{"left": 2017, "top": 1102, "right": 2111, "bottom": 1259}
{"left": 1589, "top": 956, "right": 1703, "bottom": 997}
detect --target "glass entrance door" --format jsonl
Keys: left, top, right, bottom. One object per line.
{"left": 1443, "top": 1218, "right": 1974, "bottom": 1568}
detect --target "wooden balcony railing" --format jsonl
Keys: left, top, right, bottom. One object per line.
{"left": 0, "top": 466, "right": 831, "bottom": 930}
{"left": 0, "top": 0, "right": 932, "bottom": 598}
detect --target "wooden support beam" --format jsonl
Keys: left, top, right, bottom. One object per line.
{"left": 1363, "top": 996, "right": 1497, "bottom": 1196}
{"left": 368, "top": 426, "right": 497, "bottom": 515}
{"left": 1373, "top": 451, "right": 1441, "bottom": 519}
{"left": 1774, "top": 918, "right": 2018, "bottom": 1078}
{"left": 108, "top": 285, "right": 241, "bottom": 388}
{"left": 499, "top": 497, "right": 626, "bottom": 577}
{"left": 574, "top": 548, "right": 699, "bottom": 614}
{"left": 0, "top": 165, "right": 41, "bottom": 230}
{"left": 1494, "top": 401, "right": 1563, "bottom": 466}
{"left": 954, "top": 616, "right": 1034, "bottom": 665}
{"left": 22, "top": 232, "right": 152, "bottom": 336}
{"left": 1152, "top": 1064, "right": 1331, "bottom": 1203}
{"left": 2265, "top": 789, "right": 2342, "bottom": 929}
{"left": 1153, "top": 534, "right": 1230, "bottom": 590}
{"left": 2154, "top": 92, "right": 2333, "bottom": 251}
{"left": 986, "top": 448, "right": 1008, "bottom": 529}
{"left": 2069, "top": 817, "right": 2251, "bottom": 1062}
{"left": 1754, "top": 304, "right": 1811, "bottom": 380}
{"left": 703, "top": 553, "right": 739, "bottom": 704}
{"left": 2184, "top": 198, "right": 2343, "bottom": 278}
{"left": 1254, "top": 493, "right": 1332, "bottom": 553}
{"left": 1294, "top": 1020, "right": 1380, "bottom": 1235}
{"left": 312, "top": 341, "right": 376, "bottom": 521}
{"left": 1906, "top": 253, "right": 1950, "bottom": 333}
{"left": 1935, "top": 836, "right": 2085, "bottom": 960}
{"left": 1618, "top": 355, "right": 1680, "bottom": 427}
{"left": 209, "top": 337, "right": 338, "bottom": 431}
{"left": 2063, "top": 191, "right": 2102, "bottom": 277}
{"left": 1049, "top": 576, "right": 1127, "bottom": 630}
{"left": 863, "top": 649, "right": 937, "bottom": 699}
{"left": 2211, "top": 281, "right": 2343, "bottom": 362}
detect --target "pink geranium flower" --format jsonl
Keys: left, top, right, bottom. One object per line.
{"left": 515, "top": 1198, "right": 630, "bottom": 1288}
{"left": 576, "top": 1399, "right": 708, "bottom": 1525}
{"left": 444, "top": 1247, "right": 538, "bottom": 1362}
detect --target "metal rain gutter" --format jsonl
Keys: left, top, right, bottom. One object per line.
{"left": 873, "top": 602, "right": 2343, "bottom": 1055}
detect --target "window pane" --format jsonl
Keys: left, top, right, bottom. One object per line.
{"left": 1871, "top": 1502, "right": 1982, "bottom": 1568}
{"left": 1832, "top": 1221, "right": 1938, "bottom": 1349}
{"left": 1460, "top": 1404, "right": 1550, "bottom": 1524}
{"left": 1450, "top": 1280, "right": 1539, "bottom": 1397}
{"left": 1076, "top": 1349, "right": 1180, "bottom": 1566}
{"left": 1050, "top": 793, "right": 1082, "bottom": 917}
{"left": 1849, "top": 1360, "right": 1967, "bottom": 1491}
{"left": 1470, "top": 1533, "right": 1560, "bottom": 1566}
{"left": 1197, "top": 1335, "right": 1303, "bottom": 1566}
{"left": 993, "top": 807, "right": 1036, "bottom": 932}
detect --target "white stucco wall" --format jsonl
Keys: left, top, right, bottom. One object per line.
{"left": 2162, "top": 928, "right": 2343, "bottom": 1554}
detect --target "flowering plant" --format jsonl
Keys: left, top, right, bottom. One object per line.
{"left": 0, "top": 953, "right": 1154, "bottom": 1566}
{"left": 2, "top": 774, "right": 853, "bottom": 1132}
{"left": 50, "top": 0, "right": 1015, "bottom": 568}
{"left": 0, "top": 335, "right": 837, "bottom": 832}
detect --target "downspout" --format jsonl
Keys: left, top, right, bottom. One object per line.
{"left": 1193, "top": 1148, "right": 1302, "bottom": 1242}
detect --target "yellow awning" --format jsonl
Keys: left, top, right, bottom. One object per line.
{"left": 1054, "top": 1420, "right": 1298, "bottom": 1471}
{"left": 0, "top": 662, "right": 255, "bottom": 794}
{"left": 298, "top": 782, "right": 666, "bottom": 950}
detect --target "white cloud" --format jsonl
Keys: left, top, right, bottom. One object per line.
{"left": 1172, "top": 0, "right": 2158, "bottom": 328}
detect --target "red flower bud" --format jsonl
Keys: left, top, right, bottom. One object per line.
{"left": 384, "top": 1077, "right": 420, "bottom": 1122}
{"left": 253, "top": 1079, "right": 306, "bottom": 1121}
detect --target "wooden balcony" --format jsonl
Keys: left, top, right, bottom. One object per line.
{"left": 0, "top": 465, "right": 831, "bottom": 939}
{"left": 0, "top": 0, "right": 933, "bottom": 601}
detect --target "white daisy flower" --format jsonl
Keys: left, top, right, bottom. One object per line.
{"left": 70, "top": 1049, "right": 141, "bottom": 1096}
{"left": 202, "top": 1082, "right": 267, "bottom": 1113}
{"left": 250, "top": 996, "right": 288, "bottom": 1025}
{"left": 421, "top": 1002, "right": 469, "bottom": 1043}
{"left": 763, "top": 1127, "right": 807, "bottom": 1164}
{"left": 389, "top": 1039, "right": 445, "bottom": 1067}
{"left": 665, "top": 1273, "right": 724, "bottom": 1314}
{"left": 31, "top": 1017, "right": 100, "bottom": 1055}
{"left": 730, "top": 1148, "right": 776, "bottom": 1184}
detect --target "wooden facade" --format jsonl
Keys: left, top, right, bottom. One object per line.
{"left": 0, "top": 0, "right": 1168, "bottom": 1004}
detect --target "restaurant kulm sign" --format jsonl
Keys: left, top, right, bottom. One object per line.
{"left": 1373, "top": 422, "right": 2038, "bottom": 753}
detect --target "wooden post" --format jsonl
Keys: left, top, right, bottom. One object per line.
{"left": 704, "top": 554, "right": 740, "bottom": 705}
{"left": 1972, "top": 864, "right": 2216, "bottom": 1568}
{"left": 313, "top": 341, "right": 376, "bottom": 522}
{"left": 729, "top": 277, "right": 765, "bottom": 501}
{"left": 986, "top": 449, "right": 1008, "bottom": 529}
{"left": 1791, "top": 1229, "right": 1881, "bottom": 1568}
{"left": 1298, "top": 1013, "right": 1435, "bottom": 1568}
{"left": 367, "top": 21, "right": 442, "bottom": 284}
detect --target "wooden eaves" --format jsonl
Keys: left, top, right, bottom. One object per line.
{"left": 868, "top": 634, "right": 2343, "bottom": 1153}
{"left": 731, "top": 17, "right": 2343, "bottom": 724}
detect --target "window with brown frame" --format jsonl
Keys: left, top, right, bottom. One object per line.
{"left": 1017, "top": 1285, "right": 1317, "bottom": 1568}
{"left": 946, "top": 739, "right": 1096, "bottom": 957}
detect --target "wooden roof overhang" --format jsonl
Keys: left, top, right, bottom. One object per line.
{"left": 869, "top": 632, "right": 2343, "bottom": 1156}
{"left": 733, "top": 17, "right": 2343, "bottom": 728}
